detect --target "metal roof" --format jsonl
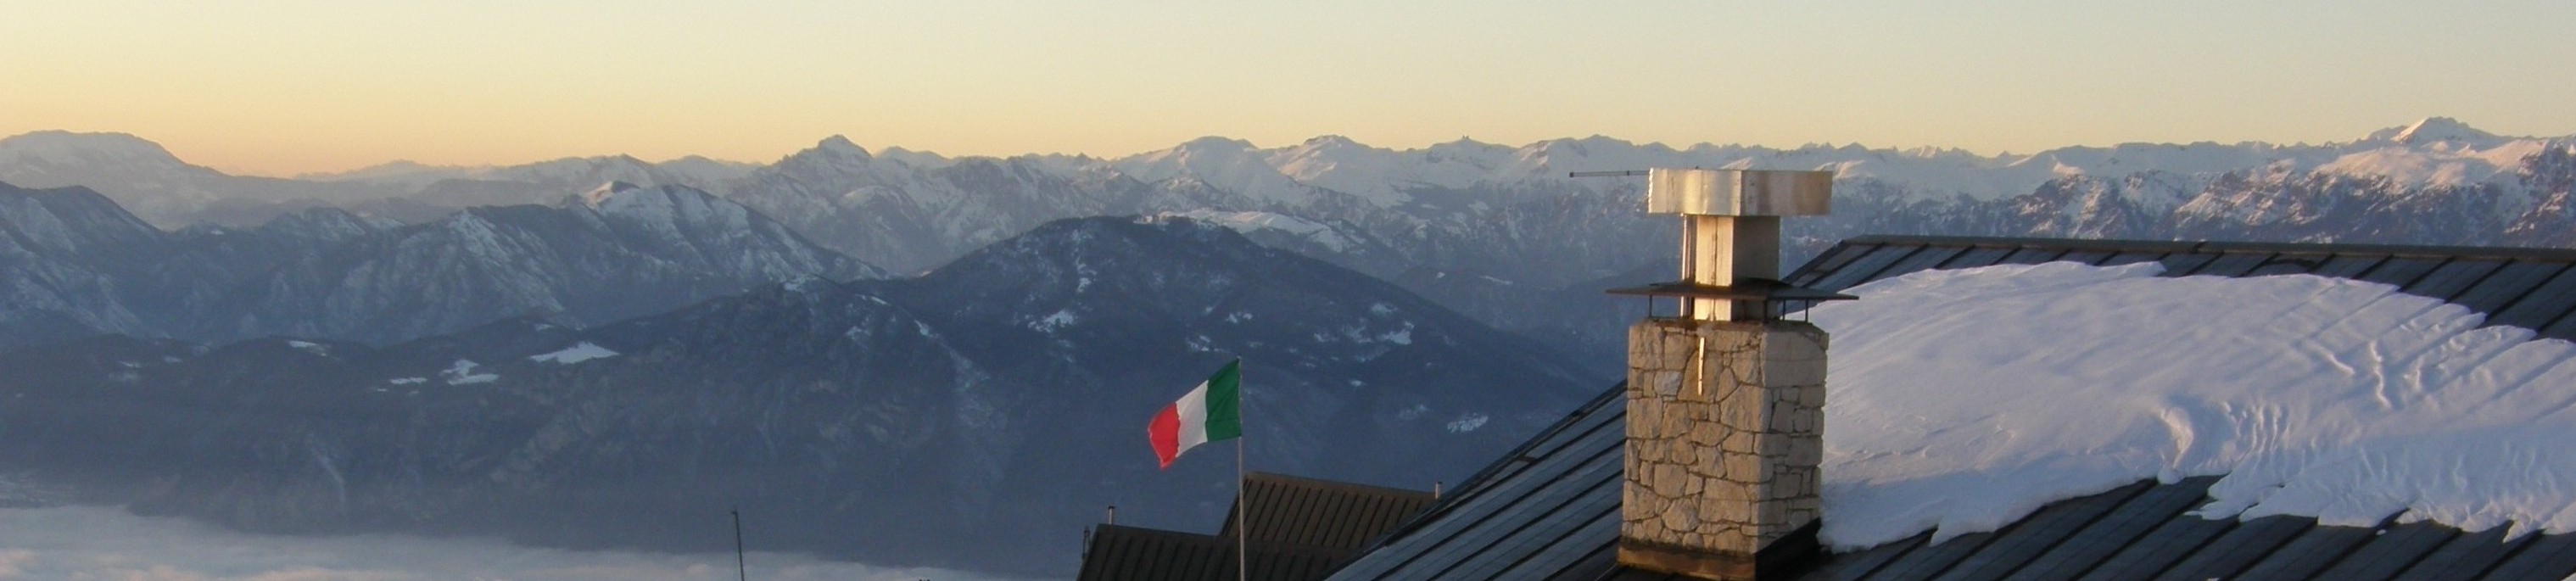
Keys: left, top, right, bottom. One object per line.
{"left": 1077, "top": 523, "right": 1347, "bottom": 581}
{"left": 1221, "top": 472, "right": 1442, "bottom": 552}
{"left": 1327, "top": 236, "right": 2576, "bottom": 581}
{"left": 1079, "top": 472, "right": 1436, "bottom": 581}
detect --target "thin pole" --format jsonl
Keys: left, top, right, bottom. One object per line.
{"left": 732, "top": 508, "right": 747, "bottom": 581}
{"left": 1237, "top": 436, "right": 1248, "bottom": 581}
{"left": 1237, "top": 360, "right": 1249, "bottom": 581}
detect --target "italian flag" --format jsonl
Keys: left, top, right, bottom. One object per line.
{"left": 1148, "top": 360, "right": 1242, "bottom": 469}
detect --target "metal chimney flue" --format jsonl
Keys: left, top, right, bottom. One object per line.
{"left": 1648, "top": 168, "right": 1830, "bottom": 321}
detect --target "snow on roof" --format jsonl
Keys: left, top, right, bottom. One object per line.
{"left": 1808, "top": 260, "right": 2576, "bottom": 550}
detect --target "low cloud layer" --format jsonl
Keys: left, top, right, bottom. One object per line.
{"left": 0, "top": 506, "right": 1020, "bottom": 581}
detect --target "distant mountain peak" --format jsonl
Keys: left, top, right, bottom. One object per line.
{"left": 0, "top": 131, "right": 189, "bottom": 167}
{"left": 293, "top": 159, "right": 473, "bottom": 182}
{"left": 1176, "top": 136, "right": 1258, "bottom": 153}
{"left": 1301, "top": 134, "right": 1361, "bottom": 148}
{"left": 768, "top": 136, "right": 874, "bottom": 172}
{"left": 2366, "top": 117, "right": 2506, "bottom": 145}
{"left": 814, "top": 135, "right": 869, "bottom": 156}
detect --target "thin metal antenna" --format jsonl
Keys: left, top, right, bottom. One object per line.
{"left": 732, "top": 508, "right": 747, "bottom": 581}
{"left": 1567, "top": 170, "right": 1651, "bottom": 177}
{"left": 1237, "top": 358, "right": 1249, "bottom": 581}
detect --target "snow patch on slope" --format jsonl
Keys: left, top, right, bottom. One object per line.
{"left": 440, "top": 360, "right": 499, "bottom": 385}
{"left": 529, "top": 342, "right": 618, "bottom": 364}
{"left": 1810, "top": 261, "right": 2576, "bottom": 550}
{"left": 2314, "top": 139, "right": 2549, "bottom": 187}
{"left": 1160, "top": 209, "right": 1353, "bottom": 251}
{"left": 1031, "top": 309, "right": 1076, "bottom": 332}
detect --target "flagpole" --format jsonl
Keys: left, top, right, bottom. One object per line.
{"left": 1236, "top": 358, "right": 1248, "bottom": 581}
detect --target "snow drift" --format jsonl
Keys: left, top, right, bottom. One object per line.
{"left": 1811, "top": 260, "right": 2576, "bottom": 549}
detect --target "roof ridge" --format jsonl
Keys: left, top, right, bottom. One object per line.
{"left": 1840, "top": 235, "right": 2576, "bottom": 263}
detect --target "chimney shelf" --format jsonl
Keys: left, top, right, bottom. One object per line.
{"left": 1607, "top": 279, "right": 1854, "bottom": 322}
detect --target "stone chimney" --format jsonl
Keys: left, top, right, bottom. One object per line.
{"left": 1608, "top": 169, "right": 1841, "bottom": 580}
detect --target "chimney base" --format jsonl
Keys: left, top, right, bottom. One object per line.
{"left": 1621, "top": 319, "right": 1827, "bottom": 580}
{"left": 1618, "top": 521, "right": 1823, "bottom": 581}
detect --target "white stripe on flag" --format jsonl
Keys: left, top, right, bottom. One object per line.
{"left": 1175, "top": 379, "right": 1211, "bottom": 453}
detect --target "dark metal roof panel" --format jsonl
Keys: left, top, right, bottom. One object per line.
{"left": 2228, "top": 524, "right": 2392, "bottom": 580}
{"left": 2155, "top": 252, "right": 2221, "bottom": 276}
{"left": 2054, "top": 250, "right": 2117, "bottom": 265}
{"left": 1877, "top": 246, "right": 1972, "bottom": 283}
{"left": 1437, "top": 492, "right": 1617, "bottom": 579}
{"left": 2070, "top": 508, "right": 2237, "bottom": 581}
{"left": 1325, "top": 390, "right": 1624, "bottom": 580}
{"left": 2244, "top": 254, "right": 2329, "bottom": 277}
{"left": 1998, "top": 247, "right": 2072, "bottom": 265}
{"left": 1804, "top": 245, "right": 1924, "bottom": 291}
{"left": 1079, "top": 523, "right": 1361, "bottom": 581}
{"left": 1402, "top": 460, "right": 1618, "bottom": 578}
{"left": 2097, "top": 251, "right": 2170, "bottom": 266}
{"left": 2311, "top": 522, "right": 2463, "bottom": 581}
{"left": 2488, "top": 265, "right": 2576, "bottom": 331}
{"left": 2355, "top": 257, "right": 2451, "bottom": 288}
{"left": 2145, "top": 516, "right": 2314, "bottom": 581}
{"left": 2314, "top": 254, "right": 2390, "bottom": 278}
{"left": 1791, "top": 243, "right": 1883, "bottom": 288}
{"left": 2390, "top": 526, "right": 2529, "bottom": 581}
{"left": 2185, "top": 252, "right": 2271, "bottom": 277}
{"left": 2446, "top": 262, "right": 2568, "bottom": 314}
{"left": 1939, "top": 246, "right": 2019, "bottom": 271}
{"left": 2477, "top": 533, "right": 2576, "bottom": 580}
{"left": 2545, "top": 315, "right": 2576, "bottom": 342}
{"left": 2001, "top": 478, "right": 2221, "bottom": 581}
{"left": 1864, "top": 528, "right": 2005, "bottom": 581}
{"left": 1928, "top": 482, "right": 2154, "bottom": 581}
{"left": 1796, "top": 534, "right": 1931, "bottom": 581}
{"left": 2402, "top": 260, "right": 2511, "bottom": 301}
{"left": 1221, "top": 472, "right": 1438, "bottom": 552}
{"left": 1079, "top": 524, "right": 1229, "bottom": 581}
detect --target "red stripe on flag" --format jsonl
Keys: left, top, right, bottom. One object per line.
{"left": 1148, "top": 403, "right": 1182, "bottom": 469}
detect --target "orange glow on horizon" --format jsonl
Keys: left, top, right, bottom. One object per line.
{"left": 8, "top": 0, "right": 2573, "bottom": 176}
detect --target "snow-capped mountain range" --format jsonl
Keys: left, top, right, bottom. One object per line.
{"left": 13, "top": 118, "right": 2574, "bottom": 370}
{"left": 0, "top": 180, "right": 877, "bottom": 349}
{"left": 0, "top": 216, "right": 1593, "bottom": 574}
{"left": 9, "top": 118, "right": 2574, "bottom": 369}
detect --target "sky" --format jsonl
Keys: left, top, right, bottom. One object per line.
{"left": 6, "top": 0, "right": 2574, "bottom": 176}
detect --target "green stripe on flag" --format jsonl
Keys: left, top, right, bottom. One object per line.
{"left": 1204, "top": 360, "right": 1242, "bottom": 441}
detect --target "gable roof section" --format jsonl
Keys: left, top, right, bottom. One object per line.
{"left": 1079, "top": 523, "right": 1349, "bottom": 581}
{"left": 1080, "top": 472, "right": 1436, "bottom": 581}
{"left": 1328, "top": 236, "right": 2576, "bottom": 581}
{"left": 1221, "top": 472, "right": 1441, "bottom": 552}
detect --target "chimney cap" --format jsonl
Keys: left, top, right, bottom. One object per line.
{"left": 1646, "top": 169, "right": 1832, "bottom": 217}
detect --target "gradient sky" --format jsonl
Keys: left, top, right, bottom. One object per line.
{"left": 8, "top": 0, "right": 2573, "bottom": 176}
